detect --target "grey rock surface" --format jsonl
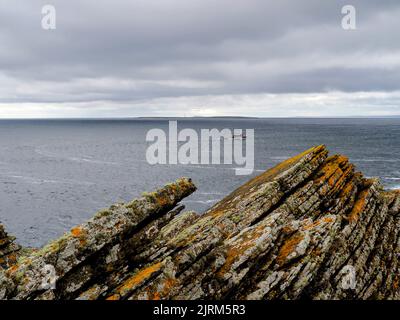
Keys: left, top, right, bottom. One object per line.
{"left": 0, "top": 146, "right": 399, "bottom": 300}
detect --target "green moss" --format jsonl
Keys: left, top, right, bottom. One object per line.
{"left": 33, "top": 232, "right": 70, "bottom": 258}
{"left": 230, "top": 214, "right": 242, "bottom": 224}
{"left": 15, "top": 270, "right": 25, "bottom": 283}
{"left": 141, "top": 191, "right": 158, "bottom": 203}
{"left": 95, "top": 209, "right": 112, "bottom": 218}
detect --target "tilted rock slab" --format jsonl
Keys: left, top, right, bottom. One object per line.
{"left": 0, "top": 145, "right": 399, "bottom": 300}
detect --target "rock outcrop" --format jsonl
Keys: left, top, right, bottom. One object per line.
{"left": 0, "top": 145, "right": 399, "bottom": 300}
{"left": 0, "top": 224, "right": 21, "bottom": 270}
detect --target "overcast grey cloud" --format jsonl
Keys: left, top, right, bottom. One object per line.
{"left": 0, "top": 0, "right": 400, "bottom": 117}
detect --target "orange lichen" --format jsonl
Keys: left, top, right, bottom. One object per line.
{"left": 147, "top": 277, "right": 177, "bottom": 300}
{"left": 302, "top": 220, "right": 321, "bottom": 231}
{"left": 302, "top": 217, "right": 334, "bottom": 231}
{"left": 71, "top": 227, "right": 83, "bottom": 237}
{"left": 340, "top": 180, "right": 356, "bottom": 198}
{"left": 330, "top": 166, "right": 354, "bottom": 196}
{"left": 313, "top": 155, "right": 351, "bottom": 191}
{"left": 393, "top": 275, "right": 399, "bottom": 290}
{"left": 323, "top": 217, "right": 334, "bottom": 223}
{"left": 276, "top": 233, "right": 304, "bottom": 266}
{"left": 6, "top": 252, "right": 17, "bottom": 264}
{"left": 347, "top": 188, "right": 369, "bottom": 222}
{"left": 70, "top": 226, "right": 88, "bottom": 246}
{"left": 218, "top": 226, "right": 266, "bottom": 277}
{"left": 156, "top": 195, "right": 169, "bottom": 207}
{"left": 160, "top": 277, "right": 176, "bottom": 294}
{"left": 8, "top": 264, "right": 19, "bottom": 273}
{"left": 149, "top": 290, "right": 161, "bottom": 300}
{"left": 106, "top": 294, "right": 120, "bottom": 300}
{"left": 114, "top": 262, "right": 163, "bottom": 297}
{"left": 282, "top": 225, "right": 296, "bottom": 234}
{"left": 208, "top": 145, "right": 327, "bottom": 217}
{"left": 217, "top": 246, "right": 241, "bottom": 277}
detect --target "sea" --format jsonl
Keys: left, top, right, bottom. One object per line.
{"left": 1, "top": 118, "right": 400, "bottom": 247}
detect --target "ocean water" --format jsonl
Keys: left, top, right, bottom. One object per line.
{"left": 1, "top": 118, "right": 400, "bottom": 247}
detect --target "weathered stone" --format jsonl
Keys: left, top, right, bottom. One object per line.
{"left": 0, "top": 224, "right": 21, "bottom": 270}
{"left": 0, "top": 177, "right": 196, "bottom": 300}
{"left": 0, "top": 145, "right": 399, "bottom": 300}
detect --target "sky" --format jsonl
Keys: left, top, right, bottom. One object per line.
{"left": 0, "top": 0, "right": 400, "bottom": 118}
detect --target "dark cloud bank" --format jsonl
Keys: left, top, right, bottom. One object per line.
{"left": 0, "top": 0, "right": 399, "bottom": 117}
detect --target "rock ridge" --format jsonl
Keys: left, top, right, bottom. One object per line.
{"left": 0, "top": 145, "right": 399, "bottom": 300}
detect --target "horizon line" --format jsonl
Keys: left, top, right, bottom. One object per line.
{"left": 1, "top": 115, "right": 400, "bottom": 120}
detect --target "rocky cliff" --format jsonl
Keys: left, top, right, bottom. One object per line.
{"left": 0, "top": 145, "right": 399, "bottom": 300}
{"left": 0, "top": 225, "right": 21, "bottom": 270}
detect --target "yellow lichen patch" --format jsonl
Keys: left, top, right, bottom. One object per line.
{"left": 276, "top": 233, "right": 304, "bottom": 266}
{"left": 217, "top": 246, "right": 242, "bottom": 277}
{"left": 161, "top": 278, "right": 177, "bottom": 295}
{"left": 207, "top": 145, "right": 327, "bottom": 217}
{"left": 106, "top": 294, "right": 120, "bottom": 300}
{"left": 156, "top": 195, "right": 169, "bottom": 207}
{"left": 383, "top": 189, "right": 400, "bottom": 208}
{"left": 6, "top": 252, "right": 18, "bottom": 265}
{"left": 282, "top": 225, "right": 296, "bottom": 234}
{"left": 114, "top": 262, "right": 163, "bottom": 297}
{"left": 7, "top": 264, "right": 19, "bottom": 274}
{"left": 209, "top": 208, "right": 226, "bottom": 219}
{"left": 328, "top": 156, "right": 352, "bottom": 187}
{"left": 314, "top": 155, "right": 349, "bottom": 188}
{"left": 323, "top": 217, "right": 334, "bottom": 223}
{"left": 71, "top": 226, "right": 83, "bottom": 237}
{"left": 340, "top": 180, "right": 356, "bottom": 198}
{"left": 329, "top": 165, "right": 353, "bottom": 195}
{"left": 393, "top": 275, "right": 399, "bottom": 290}
{"left": 347, "top": 188, "right": 370, "bottom": 223}
{"left": 152, "top": 292, "right": 161, "bottom": 300}
{"left": 302, "top": 220, "right": 322, "bottom": 231}
{"left": 147, "top": 289, "right": 161, "bottom": 300}
{"left": 302, "top": 217, "right": 334, "bottom": 231}
{"left": 147, "top": 277, "right": 177, "bottom": 300}
{"left": 70, "top": 226, "right": 88, "bottom": 246}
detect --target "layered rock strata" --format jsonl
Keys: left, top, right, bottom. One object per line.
{"left": 0, "top": 145, "right": 399, "bottom": 300}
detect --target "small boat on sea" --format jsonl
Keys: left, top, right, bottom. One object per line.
{"left": 232, "top": 133, "right": 247, "bottom": 139}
